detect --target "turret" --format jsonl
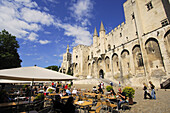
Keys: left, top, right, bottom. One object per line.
{"left": 66, "top": 45, "right": 69, "bottom": 53}
{"left": 99, "top": 21, "right": 105, "bottom": 37}
{"left": 93, "top": 27, "right": 98, "bottom": 47}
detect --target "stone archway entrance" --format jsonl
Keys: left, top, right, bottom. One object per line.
{"left": 99, "top": 69, "right": 104, "bottom": 79}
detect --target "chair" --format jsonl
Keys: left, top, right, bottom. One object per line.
{"left": 105, "top": 100, "right": 117, "bottom": 112}
{"left": 88, "top": 101, "right": 102, "bottom": 113}
{"left": 121, "top": 98, "right": 130, "bottom": 111}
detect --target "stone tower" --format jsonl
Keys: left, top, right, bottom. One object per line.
{"left": 59, "top": 45, "right": 72, "bottom": 74}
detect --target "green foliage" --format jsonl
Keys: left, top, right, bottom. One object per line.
{"left": 106, "top": 85, "right": 113, "bottom": 92}
{"left": 123, "top": 87, "right": 135, "bottom": 98}
{"left": 34, "top": 93, "right": 45, "bottom": 101}
{"left": 45, "top": 65, "right": 59, "bottom": 72}
{"left": 22, "top": 85, "right": 27, "bottom": 89}
{"left": 68, "top": 84, "right": 72, "bottom": 88}
{"left": 47, "top": 88, "right": 54, "bottom": 93}
{"left": 0, "top": 29, "right": 22, "bottom": 69}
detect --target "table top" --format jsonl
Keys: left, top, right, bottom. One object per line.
{"left": 61, "top": 96, "right": 70, "bottom": 99}
{"left": 0, "top": 101, "right": 33, "bottom": 108}
{"left": 75, "top": 101, "right": 93, "bottom": 107}
{"left": 106, "top": 96, "right": 117, "bottom": 100}
{"left": 48, "top": 93, "right": 58, "bottom": 96}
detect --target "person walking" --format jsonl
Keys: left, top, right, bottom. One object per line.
{"left": 149, "top": 81, "right": 156, "bottom": 99}
{"left": 119, "top": 81, "right": 121, "bottom": 87}
{"left": 143, "top": 83, "right": 152, "bottom": 99}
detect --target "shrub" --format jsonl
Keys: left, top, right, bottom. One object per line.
{"left": 123, "top": 87, "right": 135, "bottom": 98}
{"left": 34, "top": 93, "right": 44, "bottom": 101}
{"left": 68, "top": 84, "right": 72, "bottom": 88}
{"left": 106, "top": 85, "right": 113, "bottom": 92}
{"left": 47, "top": 88, "right": 54, "bottom": 93}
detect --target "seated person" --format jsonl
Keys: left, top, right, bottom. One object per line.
{"left": 63, "top": 97, "right": 75, "bottom": 113}
{"left": 62, "top": 89, "right": 68, "bottom": 96}
{"left": 72, "top": 88, "right": 78, "bottom": 95}
{"left": 109, "top": 89, "right": 117, "bottom": 103}
{"left": 53, "top": 95, "right": 64, "bottom": 112}
{"left": 66, "top": 88, "right": 72, "bottom": 95}
{"left": 117, "top": 88, "right": 126, "bottom": 110}
{"left": 92, "top": 86, "right": 97, "bottom": 93}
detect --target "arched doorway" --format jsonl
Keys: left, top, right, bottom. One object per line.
{"left": 99, "top": 69, "right": 104, "bottom": 79}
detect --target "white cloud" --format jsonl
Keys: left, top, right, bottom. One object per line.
{"left": 21, "top": 8, "right": 54, "bottom": 26}
{"left": 27, "top": 32, "right": 38, "bottom": 41}
{"left": 59, "top": 54, "right": 63, "bottom": 57}
{"left": 44, "top": 31, "right": 51, "bottom": 34}
{"left": 0, "top": 0, "right": 55, "bottom": 43}
{"left": 39, "top": 40, "right": 51, "bottom": 44}
{"left": 57, "top": 23, "right": 92, "bottom": 46}
{"left": 43, "top": 7, "right": 49, "bottom": 11}
{"left": 69, "top": 0, "right": 93, "bottom": 26}
{"left": 25, "top": 53, "right": 32, "bottom": 56}
{"left": 53, "top": 54, "right": 57, "bottom": 56}
{"left": 47, "top": 0, "right": 59, "bottom": 4}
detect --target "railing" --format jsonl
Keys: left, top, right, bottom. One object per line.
{"left": 160, "top": 78, "right": 170, "bottom": 89}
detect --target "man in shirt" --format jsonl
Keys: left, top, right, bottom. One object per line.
{"left": 117, "top": 88, "right": 126, "bottom": 110}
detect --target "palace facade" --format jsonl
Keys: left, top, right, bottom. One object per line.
{"left": 62, "top": 0, "right": 170, "bottom": 87}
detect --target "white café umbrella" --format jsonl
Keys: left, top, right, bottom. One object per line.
{"left": 0, "top": 66, "right": 77, "bottom": 111}
{"left": 0, "top": 66, "right": 77, "bottom": 81}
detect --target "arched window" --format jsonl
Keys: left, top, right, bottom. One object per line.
{"left": 108, "top": 44, "right": 111, "bottom": 51}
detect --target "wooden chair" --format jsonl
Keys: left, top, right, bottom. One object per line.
{"left": 88, "top": 101, "right": 102, "bottom": 113}
{"left": 105, "top": 100, "right": 117, "bottom": 112}
{"left": 121, "top": 98, "right": 130, "bottom": 111}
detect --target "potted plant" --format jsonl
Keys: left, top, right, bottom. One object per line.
{"left": 106, "top": 85, "right": 113, "bottom": 92}
{"left": 47, "top": 88, "right": 54, "bottom": 93}
{"left": 33, "top": 93, "right": 45, "bottom": 110}
{"left": 123, "top": 87, "right": 135, "bottom": 105}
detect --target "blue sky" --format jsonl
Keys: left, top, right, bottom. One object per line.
{"left": 0, "top": 0, "right": 126, "bottom": 68}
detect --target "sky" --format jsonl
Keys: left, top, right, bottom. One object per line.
{"left": 0, "top": 0, "right": 126, "bottom": 68}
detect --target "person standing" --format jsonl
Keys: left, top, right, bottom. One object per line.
{"left": 149, "top": 81, "right": 156, "bottom": 99}
{"left": 119, "top": 81, "right": 121, "bottom": 87}
{"left": 101, "top": 82, "right": 104, "bottom": 89}
{"left": 143, "top": 83, "right": 152, "bottom": 99}
{"left": 110, "top": 81, "right": 113, "bottom": 86}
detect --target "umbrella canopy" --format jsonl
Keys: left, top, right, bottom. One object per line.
{"left": 0, "top": 66, "right": 77, "bottom": 81}
{"left": 0, "top": 79, "right": 31, "bottom": 83}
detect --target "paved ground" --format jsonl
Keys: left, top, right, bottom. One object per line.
{"left": 73, "top": 84, "right": 170, "bottom": 113}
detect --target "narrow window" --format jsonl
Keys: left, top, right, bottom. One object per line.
{"left": 120, "top": 33, "right": 122, "bottom": 37}
{"left": 146, "top": 1, "right": 153, "bottom": 11}
{"left": 161, "top": 19, "right": 169, "bottom": 27}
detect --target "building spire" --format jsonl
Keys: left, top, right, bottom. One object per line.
{"left": 66, "top": 45, "right": 69, "bottom": 52}
{"left": 93, "top": 27, "right": 98, "bottom": 37}
{"left": 100, "top": 21, "right": 105, "bottom": 32}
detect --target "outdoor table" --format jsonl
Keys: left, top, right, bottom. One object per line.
{"left": 14, "top": 97, "right": 26, "bottom": 101}
{"left": 74, "top": 101, "right": 93, "bottom": 113}
{"left": 0, "top": 101, "right": 33, "bottom": 108}
{"left": 61, "top": 96, "right": 70, "bottom": 100}
{"left": 84, "top": 93, "right": 96, "bottom": 97}
{"left": 0, "top": 100, "right": 34, "bottom": 112}
{"left": 48, "top": 93, "right": 58, "bottom": 96}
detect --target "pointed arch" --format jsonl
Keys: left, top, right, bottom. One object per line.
{"left": 105, "top": 56, "right": 110, "bottom": 72}
{"left": 164, "top": 30, "right": 170, "bottom": 57}
{"left": 145, "top": 38, "right": 164, "bottom": 69}
{"left": 121, "top": 49, "right": 130, "bottom": 76}
{"left": 112, "top": 53, "right": 119, "bottom": 74}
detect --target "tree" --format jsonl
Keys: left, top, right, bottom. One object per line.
{"left": 0, "top": 29, "right": 22, "bottom": 69}
{"left": 45, "top": 65, "right": 59, "bottom": 72}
